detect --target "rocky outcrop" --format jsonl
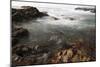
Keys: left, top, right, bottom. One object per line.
{"left": 12, "top": 33, "right": 95, "bottom": 65}
{"left": 12, "top": 6, "right": 48, "bottom": 22}
{"left": 49, "top": 44, "right": 95, "bottom": 64}
{"left": 75, "top": 7, "right": 96, "bottom": 13}
{"left": 12, "top": 39, "right": 95, "bottom": 66}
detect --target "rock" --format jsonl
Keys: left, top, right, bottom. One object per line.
{"left": 36, "top": 53, "right": 49, "bottom": 64}
{"left": 51, "top": 16, "right": 59, "bottom": 20}
{"left": 75, "top": 7, "right": 96, "bottom": 13}
{"left": 69, "top": 17, "right": 75, "bottom": 21}
{"left": 38, "top": 12, "right": 48, "bottom": 17}
{"left": 12, "top": 43, "right": 51, "bottom": 65}
{"left": 64, "top": 17, "right": 76, "bottom": 21}
{"left": 48, "top": 31, "right": 71, "bottom": 50}
{"left": 12, "top": 6, "right": 48, "bottom": 22}
{"left": 12, "top": 27, "right": 29, "bottom": 38}
{"left": 12, "top": 27, "right": 29, "bottom": 46}
{"left": 90, "top": 9, "right": 96, "bottom": 13}
{"left": 12, "top": 37, "right": 19, "bottom": 46}
{"left": 13, "top": 45, "right": 32, "bottom": 57}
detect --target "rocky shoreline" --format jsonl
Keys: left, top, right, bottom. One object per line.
{"left": 12, "top": 6, "right": 96, "bottom": 66}
{"left": 12, "top": 39, "right": 95, "bottom": 66}
{"left": 12, "top": 6, "right": 49, "bottom": 46}
{"left": 12, "top": 6, "right": 51, "bottom": 66}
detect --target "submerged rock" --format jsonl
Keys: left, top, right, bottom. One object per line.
{"left": 12, "top": 27, "right": 29, "bottom": 38}
{"left": 12, "top": 27, "right": 29, "bottom": 46}
{"left": 63, "top": 17, "right": 76, "bottom": 21}
{"left": 12, "top": 6, "right": 48, "bottom": 22}
{"left": 51, "top": 16, "right": 59, "bottom": 20}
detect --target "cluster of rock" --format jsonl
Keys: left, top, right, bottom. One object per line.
{"left": 12, "top": 44, "right": 50, "bottom": 65}
{"left": 12, "top": 38, "right": 95, "bottom": 66}
{"left": 12, "top": 31, "right": 72, "bottom": 66}
{"left": 49, "top": 47, "right": 94, "bottom": 63}
{"left": 12, "top": 6, "right": 48, "bottom": 22}
{"left": 48, "top": 37, "right": 95, "bottom": 63}
{"left": 75, "top": 7, "right": 96, "bottom": 13}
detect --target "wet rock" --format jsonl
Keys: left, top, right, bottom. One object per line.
{"left": 90, "top": 9, "right": 96, "bottom": 13}
{"left": 12, "top": 6, "right": 48, "bottom": 22}
{"left": 35, "top": 53, "right": 49, "bottom": 64}
{"left": 12, "top": 44, "right": 51, "bottom": 65}
{"left": 69, "top": 17, "right": 75, "bottom": 21}
{"left": 12, "top": 37, "right": 19, "bottom": 46}
{"left": 38, "top": 12, "right": 49, "bottom": 17}
{"left": 49, "top": 47, "right": 93, "bottom": 64}
{"left": 12, "top": 27, "right": 29, "bottom": 38}
{"left": 12, "top": 27, "right": 29, "bottom": 46}
{"left": 51, "top": 16, "right": 59, "bottom": 20}
{"left": 75, "top": 7, "right": 96, "bottom": 13}
{"left": 13, "top": 45, "right": 32, "bottom": 57}
{"left": 48, "top": 31, "right": 71, "bottom": 50}
{"left": 64, "top": 17, "right": 76, "bottom": 21}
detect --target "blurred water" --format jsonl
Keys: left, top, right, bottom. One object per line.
{"left": 12, "top": 2, "right": 96, "bottom": 46}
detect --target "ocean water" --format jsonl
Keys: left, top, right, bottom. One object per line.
{"left": 12, "top": 1, "right": 96, "bottom": 47}
{"left": 12, "top": 2, "right": 96, "bottom": 65}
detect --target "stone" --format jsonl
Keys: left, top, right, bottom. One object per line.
{"left": 12, "top": 6, "right": 48, "bottom": 22}
{"left": 12, "top": 27, "right": 29, "bottom": 38}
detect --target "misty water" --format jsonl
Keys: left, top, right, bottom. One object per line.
{"left": 12, "top": 2, "right": 96, "bottom": 50}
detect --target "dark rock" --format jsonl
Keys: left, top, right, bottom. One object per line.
{"left": 13, "top": 45, "right": 32, "bottom": 57}
{"left": 38, "top": 12, "right": 48, "bottom": 17}
{"left": 12, "top": 6, "right": 48, "bottom": 22}
{"left": 63, "top": 16, "right": 76, "bottom": 21}
{"left": 69, "top": 17, "right": 75, "bottom": 21}
{"left": 12, "top": 27, "right": 29, "bottom": 38}
{"left": 12, "top": 27, "right": 29, "bottom": 46}
{"left": 75, "top": 7, "right": 96, "bottom": 13}
{"left": 51, "top": 16, "right": 59, "bottom": 20}
{"left": 12, "top": 37, "right": 19, "bottom": 46}
{"left": 90, "top": 9, "right": 96, "bottom": 13}
{"left": 12, "top": 43, "right": 51, "bottom": 65}
{"left": 48, "top": 31, "right": 71, "bottom": 50}
{"left": 35, "top": 45, "right": 50, "bottom": 54}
